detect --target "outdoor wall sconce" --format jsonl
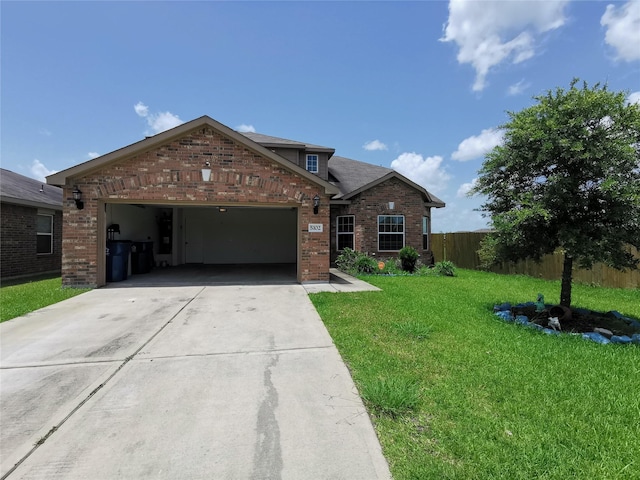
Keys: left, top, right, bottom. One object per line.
{"left": 313, "top": 194, "right": 320, "bottom": 214}
{"left": 202, "top": 161, "right": 212, "bottom": 182}
{"left": 72, "top": 186, "right": 84, "bottom": 210}
{"left": 388, "top": 201, "right": 395, "bottom": 210}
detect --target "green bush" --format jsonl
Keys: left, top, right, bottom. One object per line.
{"left": 354, "top": 254, "right": 378, "bottom": 274}
{"left": 399, "top": 246, "right": 419, "bottom": 272}
{"left": 335, "top": 248, "right": 378, "bottom": 275}
{"left": 435, "top": 260, "right": 457, "bottom": 277}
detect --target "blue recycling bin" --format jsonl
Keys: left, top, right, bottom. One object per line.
{"left": 106, "top": 241, "right": 131, "bottom": 282}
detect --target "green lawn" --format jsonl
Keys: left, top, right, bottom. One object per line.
{"left": 1, "top": 277, "right": 91, "bottom": 322}
{"left": 310, "top": 269, "right": 640, "bottom": 480}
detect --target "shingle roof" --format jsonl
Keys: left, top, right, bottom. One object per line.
{"left": 1, "top": 168, "right": 62, "bottom": 209}
{"left": 327, "top": 156, "right": 445, "bottom": 207}
{"left": 240, "top": 132, "right": 335, "bottom": 153}
{"left": 328, "top": 156, "right": 394, "bottom": 198}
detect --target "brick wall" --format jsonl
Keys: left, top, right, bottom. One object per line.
{"left": 330, "top": 177, "right": 434, "bottom": 264}
{"left": 1, "top": 203, "right": 62, "bottom": 279}
{"left": 61, "top": 126, "right": 331, "bottom": 287}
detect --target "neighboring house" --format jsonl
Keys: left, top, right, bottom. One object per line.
{"left": 46, "top": 116, "right": 444, "bottom": 288}
{"left": 1, "top": 169, "right": 63, "bottom": 280}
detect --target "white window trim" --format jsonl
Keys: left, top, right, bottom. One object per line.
{"left": 306, "top": 154, "right": 319, "bottom": 173}
{"left": 336, "top": 215, "right": 355, "bottom": 251}
{"left": 423, "top": 216, "right": 430, "bottom": 250}
{"left": 377, "top": 214, "right": 405, "bottom": 252}
{"left": 37, "top": 213, "right": 53, "bottom": 255}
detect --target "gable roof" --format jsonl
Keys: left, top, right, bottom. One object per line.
{"left": 46, "top": 116, "right": 338, "bottom": 195}
{"left": 1, "top": 168, "right": 62, "bottom": 210}
{"left": 328, "top": 156, "right": 445, "bottom": 207}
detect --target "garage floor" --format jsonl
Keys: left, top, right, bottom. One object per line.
{"left": 109, "top": 263, "right": 297, "bottom": 287}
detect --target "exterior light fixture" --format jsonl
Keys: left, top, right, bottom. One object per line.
{"left": 313, "top": 194, "right": 320, "bottom": 215}
{"left": 72, "top": 186, "right": 84, "bottom": 210}
{"left": 218, "top": 207, "right": 227, "bottom": 213}
{"left": 202, "top": 161, "right": 212, "bottom": 182}
{"left": 388, "top": 201, "right": 395, "bottom": 210}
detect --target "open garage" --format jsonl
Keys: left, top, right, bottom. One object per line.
{"left": 103, "top": 203, "right": 298, "bottom": 284}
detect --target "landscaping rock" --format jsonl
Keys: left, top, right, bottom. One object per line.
{"left": 593, "top": 328, "right": 613, "bottom": 338}
{"left": 610, "top": 335, "right": 632, "bottom": 344}
{"left": 515, "top": 316, "right": 529, "bottom": 325}
{"left": 495, "top": 311, "right": 513, "bottom": 321}
{"left": 632, "top": 334, "right": 640, "bottom": 345}
{"left": 582, "top": 332, "right": 611, "bottom": 344}
{"left": 494, "top": 303, "right": 511, "bottom": 312}
{"left": 543, "top": 328, "right": 560, "bottom": 335}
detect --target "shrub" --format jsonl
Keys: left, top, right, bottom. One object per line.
{"left": 335, "top": 248, "right": 359, "bottom": 273}
{"left": 336, "top": 248, "right": 378, "bottom": 275}
{"left": 435, "top": 260, "right": 457, "bottom": 277}
{"left": 399, "top": 246, "right": 419, "bottom": 273}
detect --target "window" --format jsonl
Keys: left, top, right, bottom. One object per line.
{"left": 37, "top": 214, "right": 53, "bottom": 255}
{"left": 423, "top": 216, "right": 430, "bottom": 250}
{"left": 306, "top": 154, "right": 319, "bottom": 173}
{"left": 378, "top": 215, "right": 404, "bottom": 251}
{"left": 337, "top": 215, "right": 355, "bottom": 251}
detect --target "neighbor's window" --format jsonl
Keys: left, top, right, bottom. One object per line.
{"left": 337, "top": 215, "right": 355, "bottom": 251}
{"left": 306, "top": 154, "right": 319, "bottom": 173}
{"left": 37, "top": 214, "right": 53, "bottom": 255}
{"left": 378, "top": 215, "right": 404, "bottom": 251}
{"left": 423, "top": 216, "right": 430, "bottom": 250}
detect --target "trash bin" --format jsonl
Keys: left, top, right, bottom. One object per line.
{"left": 131, "top": 241, "right": 154, "bottom": 274}
{"left": 106, "top": 240, "right": 132, "bottom": 282}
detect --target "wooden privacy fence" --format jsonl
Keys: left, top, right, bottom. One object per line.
{"left": 431, "top": 232, "right": 640, "bottom": 289}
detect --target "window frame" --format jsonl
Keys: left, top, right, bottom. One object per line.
{"left": 336, "top": 215, "right": 355, "bottom": 251}
{"left": 37, "top": 213, "right": 54, "bottom": 255}
{"left": 422, "top": 216, "right": 430, "bottom": 250}
{"left": 306, "top": 154, "right": 319, "bottom": 173}
{"left": 377, "top": 215, "right": 405, "bottom": 252}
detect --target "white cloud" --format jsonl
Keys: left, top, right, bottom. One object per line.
{"left": 30, "top": 159, "right": 57, "bottom": 182}
{"left": 601, "top": 1, "right": 640, "bottom": 62}
{"left": 507, "top": 79, "right": 531, "bottom": 96}
{"left": 627, "top": 91, "right": 640, "bottom": 105}
{"left": 457, "top": 178, "right": 478, "bottom": 198}
{"left": 88, "top": 152, "right": 100, "bottom": 159}
{"left": 451, "top": 128, "right": 503, "bottom": 162}
{"left": 441, "top": 0, "right": 569, "bottom": 91}
{"left": 134, "top": 102, "right": 183, "bottom": 135}
{"left": 390, "top": 152, "right": 451, "bottom": 194}
{"left": 236, "top": 124, "right": 256, "bottom": 133}
{"left": 134, "top": 102, "right": 149, "bottom": 117}
{"left": 363, "top": 140, "right": 388, "bottom": 151}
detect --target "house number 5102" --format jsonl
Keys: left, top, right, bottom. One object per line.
{"left": 308, "top": 223, "right": 323, "bottom": 233}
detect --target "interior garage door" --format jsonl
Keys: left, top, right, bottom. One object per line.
{"left": 183, "top": 206, "right": 297, "bottom": 264}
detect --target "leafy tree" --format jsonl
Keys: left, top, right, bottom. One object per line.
{"left": 472, "top": 79, "right": 640, "bottom": 307}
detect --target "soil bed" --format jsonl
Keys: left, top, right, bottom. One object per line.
{"left": 513, "top": 305, "right": 640, "bottom": 336}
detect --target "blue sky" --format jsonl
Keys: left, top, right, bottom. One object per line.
{"left": 2, "top": 0, "right": 639, "bottom": 232}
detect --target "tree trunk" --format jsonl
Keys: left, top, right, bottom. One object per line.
{"left": 560, "top": 254, "right": 573, "bottom": 307}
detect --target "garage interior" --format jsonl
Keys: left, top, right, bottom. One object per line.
{"left": 103, "top": 203, "right": 298, "bottom": 286}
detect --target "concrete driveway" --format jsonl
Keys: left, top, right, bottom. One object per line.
{"left": 0, "top": 283, "right": 390, "bottom": 479}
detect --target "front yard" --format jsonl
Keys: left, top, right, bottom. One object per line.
{"left": 310, "top": 269, "right": 640, "bottom": 479}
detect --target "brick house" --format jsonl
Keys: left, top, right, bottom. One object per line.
{"left": 47, "top": 116, "right": 444, "bottom": 287}
{"left": 1, "top": 169, "right": 63, "bottom": 280}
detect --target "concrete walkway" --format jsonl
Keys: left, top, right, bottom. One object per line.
{"left": 0, "top": 278, "right": 389, "bottom": 479}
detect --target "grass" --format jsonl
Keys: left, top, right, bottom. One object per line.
{"left": 1, "top": 277, "right": 91, "bottom": 322}
{"left": 310, "top": 269, "right": 640, "bottom": 480}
